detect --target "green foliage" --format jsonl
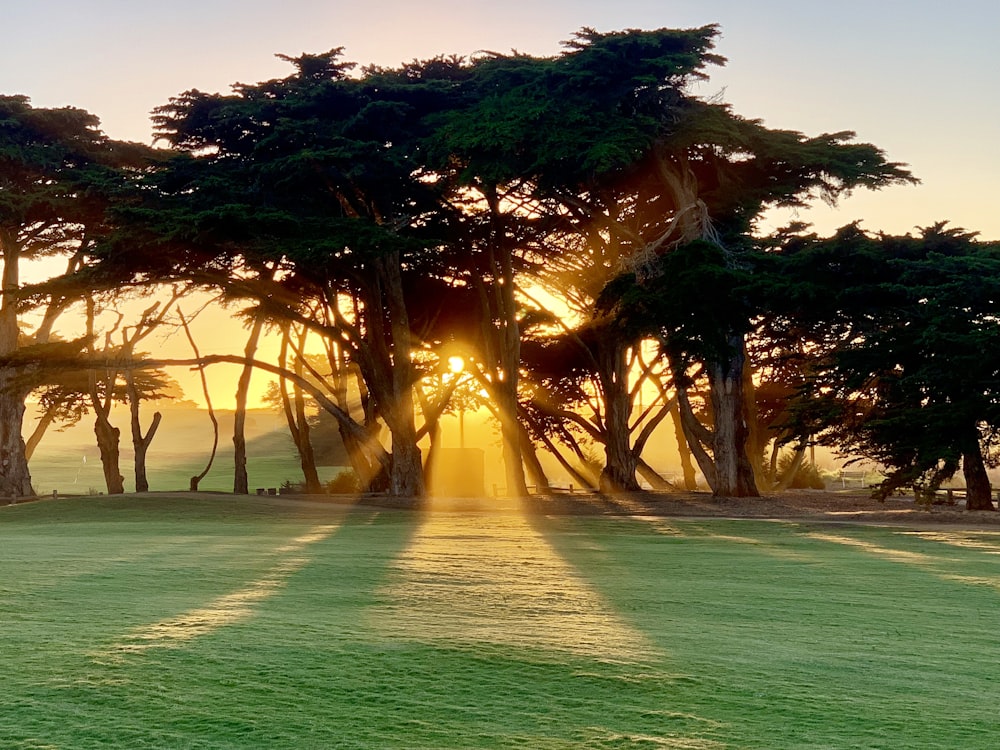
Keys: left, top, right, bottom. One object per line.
{"left": 768, "top": 223, "right": 1000, "bottom": 495}
{"left": 775, "top": 454, "right": 826, "bottom": 490}
{"left": 325, "top": 469, "right": 361, "bottom": 494}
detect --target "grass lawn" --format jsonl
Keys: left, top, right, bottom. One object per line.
{"left": 1, "top": 495, "right": 999, "bottom": 749}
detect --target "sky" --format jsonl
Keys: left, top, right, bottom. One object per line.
{"left": 3, "top": 0, "right": 999, "bottom": 406}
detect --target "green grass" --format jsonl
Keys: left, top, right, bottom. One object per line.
{"left": 2, "top": 497, "right": 1000, "bottom": 748}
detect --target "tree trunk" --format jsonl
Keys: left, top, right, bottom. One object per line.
{"left": 670, "top": 400, "right": 698, "bottom": 490}
{"left": 0, "top": 238, "right": 33, "bottom": 497}
{"left": 598, "top": 340, "right": 641, "bottom": 493}
{"left": 277, "top": 333, "right": 322, "bottom": 495}
{"left": 772, "top": 444, "right": 806, "bottom": 492}
{"left": 24, "top": 404, "right": 59, "bottom": 463}
{"left": 963, "top": 440, "right": 994, "bottom": 511}
{"left": 0, "top": 381, "right": 32, "bottom": 497}
{"left": 708, "top": 337, "right": 760, "bottom": 498}
{"left": 127, "top": 371, "right": 161, "bottom": 493}
{"left": 477, "top": 188, "right": 528, "bottom": 499}
{"left": 636, "top": 458, "right": 674, "bottom": 490}
{"left": 233, "top": 313, "right": 265, "bottom": 495}
{"left": 742, "top": 353, "right": 767, "bottom": 489}
{"left": 519, "top": 424, "right": 551, "bottom": 493}
{"left": 179, "top": 309, "right": 219, "bottom": 492}
{"left": 291, "top": 376, "right": 322, "bottom": 494}
{"left": 94, "top": 416, "right": 124, "bottom": 495}
{"left": 378, "top": 252, "right": 424, "bottom": 498}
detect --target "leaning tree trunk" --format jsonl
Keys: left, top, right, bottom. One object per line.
{"left": 233, "top": 313, "right": 265, "bottom": 495}
{"left": 963, "top": 437, "right": 994, "bottom": 511}
{"left": 708, "top": 336, "right": 760, "bottom": 498}
{"left": 291, "top": 372, "right": 322, "bottom": 494}
{"left": 669, "top": 400, "right": 698, "bottom": 490}
{"left": 276, "top": 331, "right": 322, "bottom": 494}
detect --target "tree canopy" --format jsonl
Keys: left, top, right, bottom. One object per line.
{"left": 5, "top": 25, "right": 996, "bottom": 509}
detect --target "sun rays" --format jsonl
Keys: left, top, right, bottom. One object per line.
{"left": 97, "top": 523, "right": 340, "bottom": 656}
{"left": 370, "top": 511, "right": 659, "bottom": 663}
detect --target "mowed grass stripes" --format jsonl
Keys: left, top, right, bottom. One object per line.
{"left": 1, "top": 496, "right": 999, "bottom": 748}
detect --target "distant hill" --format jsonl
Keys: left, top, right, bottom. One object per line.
{"left": 27, "top": 402, "right": 350, "bottom": 495}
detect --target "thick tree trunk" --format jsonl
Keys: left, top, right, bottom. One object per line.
{"left": 233, "top": 314, "right": 265, "bottom": 495}
{"left": 477, "top": 190, "right": 528, "bottom": 499}
{"left": 963, "top": 440, "right": 994, "bottom": 511}
{"left": 0, "top": 239, "right": 33, "bottom": 497}
{"left": 379, "top": 253, "right": 424, "bottom": 498}
{"left": 0, "top": 381, "right": 32, "bottom": 497}
{"left": 94, "top": 416, "right": 124, "bottom": 495}
{"left": 495, "top": 384, "right": 528, "bottom": 497}
{"left": 598, "top": 341, "right": 641, "bottom": 493}
{"left": 708, "top": 337, "right": 759, "bottom": 498}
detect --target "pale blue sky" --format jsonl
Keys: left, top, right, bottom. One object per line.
{"left": 2, "top": 0, "right": 998, "bottom": 238}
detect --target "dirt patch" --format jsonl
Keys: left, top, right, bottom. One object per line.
{"left": 41, "top": 489, "right": 1000, "bottom": 529}
{"left": 516, "top": 489, "right": 1000, "bottom": 527}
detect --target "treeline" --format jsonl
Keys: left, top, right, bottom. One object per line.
{"left": 2, "top": 25, "right": 998, "bottom": 508}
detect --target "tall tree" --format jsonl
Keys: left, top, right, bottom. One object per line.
{"left": 0, "top": 96, "right": 150, "bottom": 496}
{"left": 768, "top": 223, "right": 1000, "bottom": 509}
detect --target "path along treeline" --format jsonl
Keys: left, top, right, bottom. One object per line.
{"left": 3, "top": 25, "right": 999, "bottom": 509}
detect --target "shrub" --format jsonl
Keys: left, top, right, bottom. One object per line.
{"left": 326, "top": 470, "right": 361, "bottom": 494}
{"left": 776, "top": 454, "right": 826, "bottom": 490}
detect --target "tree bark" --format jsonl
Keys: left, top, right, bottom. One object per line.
{"left": 24, "top": 404, "right": 59, "bottom": 463}
{"left": 636, "top": 458, "right": 674, "bottom": 490}
{"left": 772, "top": 444, "right": 806, "bottom": 492}
{"left": 371, "top": 252, "right": 423, "bottom": 498}
{"left": 126, "top": 371, "right": 161, "bottom": 493}
{"left": 93, "top": 416, "right": 124, "bottom": 494}
{"left": 291, "top": 362, "right": 322, "bottom": 494}
{"left": 708, "top": 337, "right": 760, "bottom": 497}
{"left": 276, "top": 331, "right": 322, "bottom": 494}
{"left": 598, "top": 340, "right": 641, "bottom": 493}
{"left": 519, "top": 423, "right": 551, "bottom": 494}
{"left": 963, "top": 439, "right": 994, "bottom": 511}
{"left": 85, "top": 299, "right": 124, "bottom": 495}
{"left": 233, "top": 313, "right": 265, "bottom": 495}
{"left": 0, "top": 237, "right": 33, "bottom": 497}
{"left": 477, "top": 187, "right": 528, "bottom": 498}
{"left": 670, "top": 400, "right": 698, "bottom": 490}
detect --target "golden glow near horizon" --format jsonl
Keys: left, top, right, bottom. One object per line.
{"left": 447, "top": 355, "right": 465, "bottom": 374}
{"left": 369, "top": 511, "right": 658, "bottom": 663}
